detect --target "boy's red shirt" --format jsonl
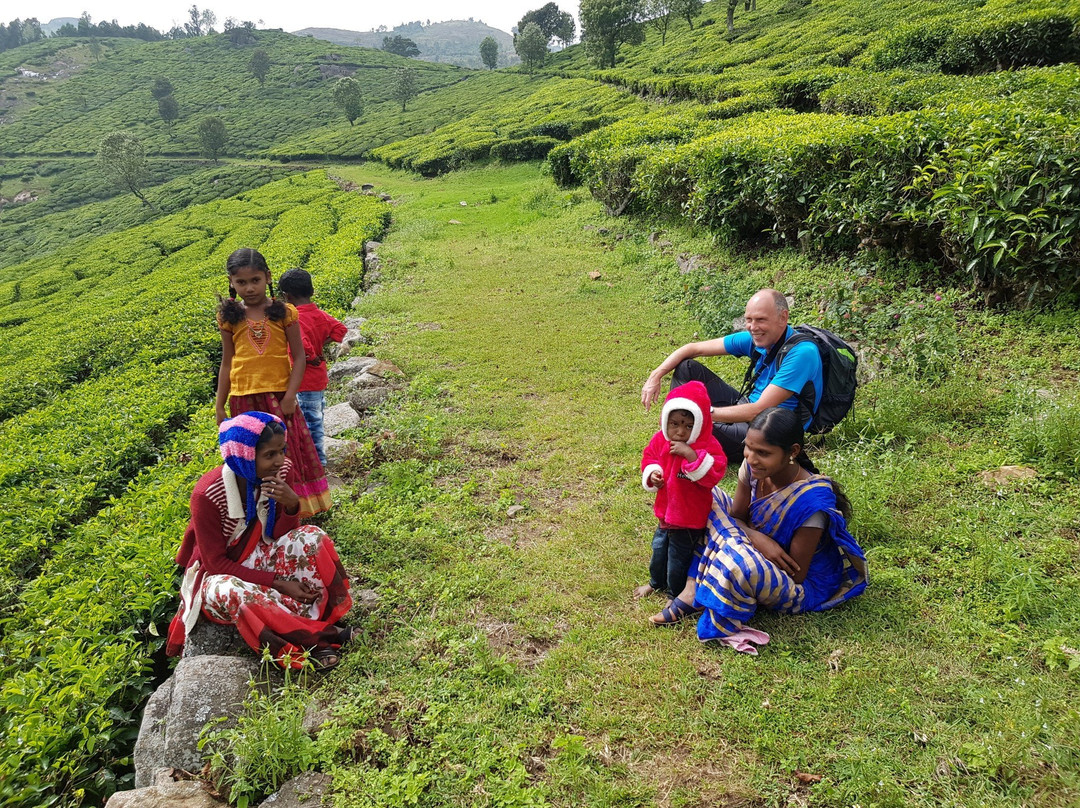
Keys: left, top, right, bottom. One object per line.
{"left": 293, "top": 303, "right": 348, "bottom": 392}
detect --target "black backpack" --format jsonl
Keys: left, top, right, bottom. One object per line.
{"left": 740, "top": 325, "right": 858, "bottom": 434}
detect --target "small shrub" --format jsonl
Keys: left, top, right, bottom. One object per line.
{"left": 1008, "top": 390, "right": 1080, "bottom": 475}
{"left": 200, "top": 659, "right": 319, "bottom": 807}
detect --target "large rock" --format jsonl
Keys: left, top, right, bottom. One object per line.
{"left": 134, "top": 656, "right": 261, "bottom": 786}
{"left": 182, "top": 619, "right": 250, "bottom": 659}
{"left": 347, "top": 386, "right": 392, "bottom": 412}
{"left": 256, "top": 772, "right": 333, "bottom": 808}
{"left": 105, "top": 780, "right": 223, "bottom": 808}
{"left": 327, "top": 356, "right": 377, "bottom": 383}
{"left": 132, "top": 678, "right": 173, "bottom": 788}
{"left": 323, "top": 403, "right": 361, "bottom": 437}
{"left": 364, "top": 360, "right": 403, "bottom": 380}
{"left": 323, "top": 437, "right": 360, "bottom": 472}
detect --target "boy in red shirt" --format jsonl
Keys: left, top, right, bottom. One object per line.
{"left": 278, "top": 268, "right": 348, "bottom": 466}
{"left": 635, "top": 380, "right": 727, "bottom": 620}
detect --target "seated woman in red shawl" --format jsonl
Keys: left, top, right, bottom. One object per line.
{"left": 167, "top": 412, "right": 352, "bottom": 669}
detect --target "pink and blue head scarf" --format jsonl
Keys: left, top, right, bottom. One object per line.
{"left": 218, "top": 411, "right": 286, "bottom": 534}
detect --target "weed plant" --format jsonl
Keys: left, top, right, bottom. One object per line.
{"left": 200, "top": 656, "right": 320, "bottom": 807}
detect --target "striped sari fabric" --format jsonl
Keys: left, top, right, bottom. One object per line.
{"left": 694, "top": 477, "right": 868, "bottom": 642}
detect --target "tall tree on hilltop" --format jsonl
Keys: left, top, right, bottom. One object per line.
{"left": 151, "top": 77, "right": 174, "bottom": 100}
{"left": 157, "top": 94, "right": 179, "bottom": 133}
{"left": 226, "top": 19, "right": 257, "bottom": 45}
{"left": 332, "top": 77, "right": 364, "bottom": 125}
{"left": 248, "top": 48, "right": 270, "bottom": 85}
{"left": 581, "top": 0, "right": 645, "bottom": 69}
{"left": 198, "top": 116, "right": 228, "bottom": 162}
{"left": 515, "top": 22, "right": 549, "bottom": 71}
{"left": 391, "top": 68, "right": 418, "bottom": 112}
{"left": 643, "top": 0, "right": 674, "bottom": 45}
{"left": 674, "top": 0, "right": 704, "bottom": 30}
{"left": 517, "top": 3, "right": 576, "bottom": 47}
{"left": 97, "top": 131, "right": 155, "bottom": 209}
{"left": 184, "top": 5, "right": 202, "bottom": 37}
{"left": 184, "top": 5, "right": 216, "bottom": 37}
{"left": 480, "top": 35, "right": 499, "bottom": 69}
{"left": 382, "top": 35, "right": 420, "bottom": 57}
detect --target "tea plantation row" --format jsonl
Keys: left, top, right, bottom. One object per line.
{"left": 0, "top": 161, "right": 297, "bottom": 268}
{"left": 549, "top": 66, "right": 1080, "bottom": 300}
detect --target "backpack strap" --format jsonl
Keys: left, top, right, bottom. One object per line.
{"left": 773, "top": 333, "right": 817, "bottom": 429}
{"left": 739, "top": 331, "right": 798, "bottom": 399}
{"left": 739, "top": 334, "right": 785, "bottom": 399}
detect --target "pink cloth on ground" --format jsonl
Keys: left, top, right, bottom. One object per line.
{"left": 717, "top": 627, "right": 771, "bottom": 655}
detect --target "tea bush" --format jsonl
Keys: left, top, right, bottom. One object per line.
{"left": 552, "top": 72, "right": 1080, "bottom": 300}
{"left": 0, "top": 162, "right": 295, "bottom": 269}
{"left": 0, "top": 420, "right": 218, "bottom": 806}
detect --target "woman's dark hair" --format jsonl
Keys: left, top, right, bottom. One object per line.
{"left": 256, "top": 419, "right": 286, "bottom": 449}
{"left": 218, "top": 247, "right": 287, "bottom": 324}
{"left": 747, "top": 407, "right": 852, "bottom": 518}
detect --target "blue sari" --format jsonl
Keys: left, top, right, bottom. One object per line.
{"left": 693, "top": 475, "right": 867, "bottom": 642}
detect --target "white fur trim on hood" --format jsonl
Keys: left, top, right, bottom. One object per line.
{"left": 661, "top": 396, "right": 703, "bottom": 444}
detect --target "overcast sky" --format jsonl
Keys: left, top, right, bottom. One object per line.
{"left": 24, "top": 1, "right": 581, "bottom": 37}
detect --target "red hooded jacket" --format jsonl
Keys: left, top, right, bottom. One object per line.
{"left": 641, "top": 380, "right": 727, "bottom": 528}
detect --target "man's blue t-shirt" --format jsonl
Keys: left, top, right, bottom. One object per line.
{"left": 723, "top": 326, "right": 823, "bottom": 429}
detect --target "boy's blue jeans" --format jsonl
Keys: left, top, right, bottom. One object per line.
{"left": 648, "top": 526, "right": 705, "bottom": 599}
{"left": 297, "top": 391, "right": 327, "bottom": 466}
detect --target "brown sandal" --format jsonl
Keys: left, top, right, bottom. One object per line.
{"left": 310, "top": 648, "right": 340, "bottom": 671}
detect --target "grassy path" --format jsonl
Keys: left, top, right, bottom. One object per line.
{"left": 309, "top": 162, "right": 1079, "bottom": 808}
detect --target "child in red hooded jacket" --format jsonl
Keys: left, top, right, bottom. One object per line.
{"left": 635, "top": 381, "right": 727, "bottom": 619}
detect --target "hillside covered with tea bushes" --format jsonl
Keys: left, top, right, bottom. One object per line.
{"left": 365, "top": 0, "right": 1080, "bottom": 299}
{"left": 0, "top": 172, "right": 389, "bottom": 803}
{"left": 0, "top": 30, "right": 463, "bottom": 159}
{"left": 0, "top": 0, "right": 1079, "bottom": 805}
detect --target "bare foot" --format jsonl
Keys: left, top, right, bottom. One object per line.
{"left": 633, "top": 584, "right": 655, "bottom": 600}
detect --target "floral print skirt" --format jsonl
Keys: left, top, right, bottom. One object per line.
{"left": 200, "top": 525, "right": 352, "bottom": 668}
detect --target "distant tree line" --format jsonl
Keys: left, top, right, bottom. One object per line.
{"left": 0, "top": 7, "right": 262, "bottom": 54}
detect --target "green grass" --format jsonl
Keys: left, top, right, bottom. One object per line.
{"left": 297, "top": 161, "right": 1080, "bottom": 807}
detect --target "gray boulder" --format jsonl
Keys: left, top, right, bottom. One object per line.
{"left": 256, "top": 772, "right": 333, "bottom": 808}
{"left": 323, "top": 437, "right": 360, "bottom": 472}
{"left": 134, "top": 656, "right": 261, "bottom": 786}
{"left": 182, "top": 619, "right": 249, "bottom": 659}
{"left": 327, "top": 356, "right": 377, "bottom": 383}
{"left": 347, "top": 386, "right": 391, "bottom": 412}
{"left": 322, "top": 403, "right": 361, "bottom": 437}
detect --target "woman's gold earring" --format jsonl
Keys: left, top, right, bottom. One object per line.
{"left": 789, "top": 457, "right": 795, "bottom": 465}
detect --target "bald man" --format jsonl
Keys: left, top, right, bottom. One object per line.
{"left": 641, "top": 289, "right": 823, "bottom": 467}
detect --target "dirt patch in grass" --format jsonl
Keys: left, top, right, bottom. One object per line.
{"left": 626, "top": 745, "right": 758, "bottom": 808}
{"left": 477, "top": 614, "right": 560, "bottom": 669}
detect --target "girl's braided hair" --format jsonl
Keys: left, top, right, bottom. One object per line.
{"left": 218, "top": 247, "right": 288, "bottom": 325}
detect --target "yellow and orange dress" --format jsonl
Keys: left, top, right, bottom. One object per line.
{"left": 219, "top": 303, "right": 332, "bottom": 517}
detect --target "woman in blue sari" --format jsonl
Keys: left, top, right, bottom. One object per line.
{"left": 650, "top": 407, "right": 867, "bottom": 653}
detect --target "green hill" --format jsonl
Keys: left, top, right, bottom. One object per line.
{"left": 296, "top": 19, "right": 519, "bottom": 69}
{"left": 0, "top": 30, "right": 464, "bottom": 158}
